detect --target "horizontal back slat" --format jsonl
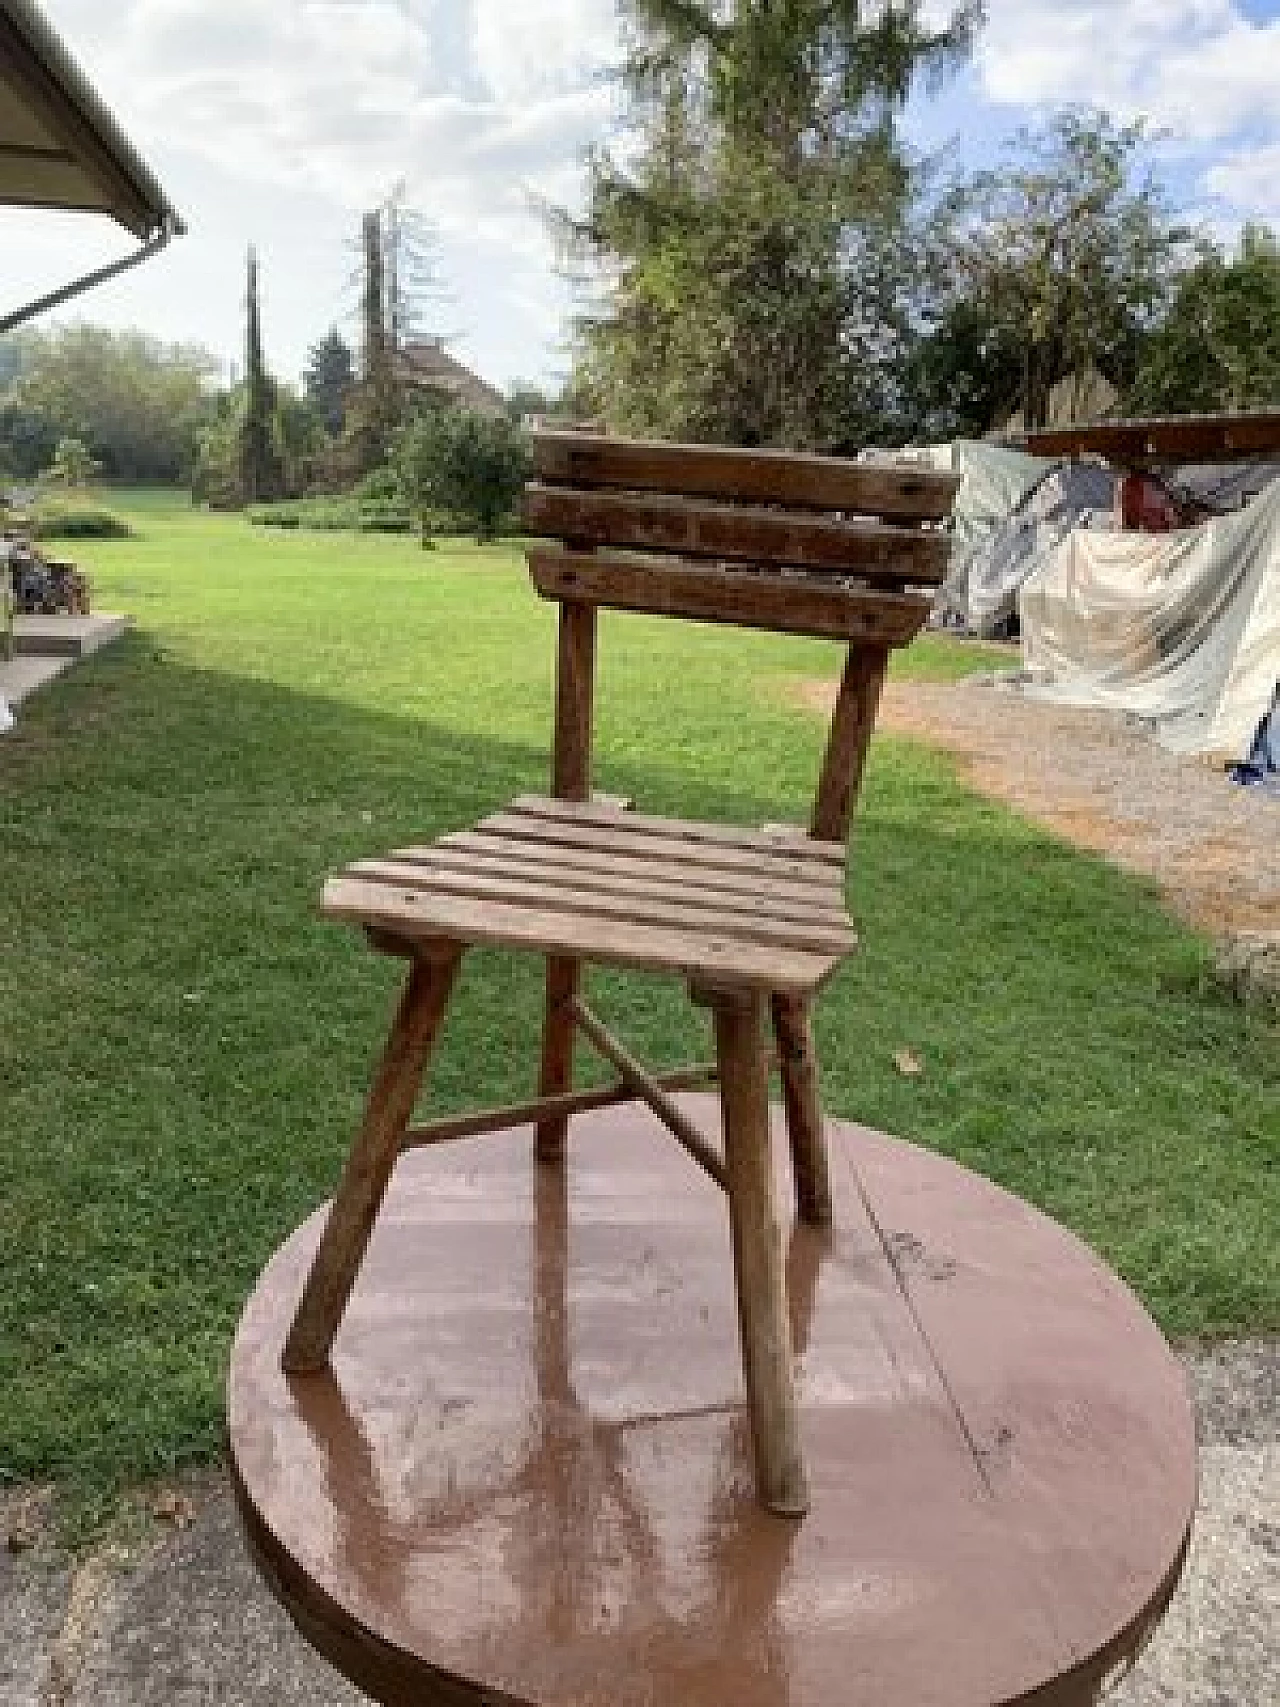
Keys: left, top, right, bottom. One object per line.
{"left": 523, "top": 485, "right": 950, "bottom": 586}
{"left": 528, "top": 548, "right": 930, "bottom": 646}
{"left": 533, "top": 432, "right": 959, "bottom": 522}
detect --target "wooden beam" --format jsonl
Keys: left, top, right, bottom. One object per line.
{"left": 529, "top": 550, "right": 930, "bottom": 647}
{"left": 533, "top": 431, "right": 959, "bottom": 520}
{"left": 402, "top": 1062, "right": 722, "bottom": 1148}
{"left": 570, "top": 999, "right": 727, "bottom": 1191}
{"left": 523, "top": 485, "right": 950, "bottom": 585}
{"left": 1013, "top": 408, "right": 1280, "bottom": 466}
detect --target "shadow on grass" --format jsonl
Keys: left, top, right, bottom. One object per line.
{"left": 1, "top": 632, "right": 1275, "bottom": 1528}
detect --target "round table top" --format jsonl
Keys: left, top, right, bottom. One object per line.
{"left": 229, "top": 1097, "right": 1196, "bottom": 1707}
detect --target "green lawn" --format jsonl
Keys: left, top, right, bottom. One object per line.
{"left": 1, "top": 490, "right": 1275, "bottom": 1529}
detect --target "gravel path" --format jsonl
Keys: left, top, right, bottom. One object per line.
{"left": 800, "top": 676, "right": 1279, "bottom": 938}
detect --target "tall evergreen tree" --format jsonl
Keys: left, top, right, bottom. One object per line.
{"left": 303, "top": 328, "right": 355, "bottom": 437}
{"left": 346, "top": 208, "right": 401, "bottom": 472}
{"left": 239, "top": 245, "right": 281, "bottom": 500}
{"left": 565, "top": 1, "right": 981, "bottom": 449}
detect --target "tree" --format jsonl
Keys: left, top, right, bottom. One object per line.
{"left": 381, "top": 181, "right": 446, "bottom": 355}
{"left": 344, "top": 208, "right": 400, "bottom": 474}
{"left": 935, "top": 111, "right": 1196, "bottom": 432}
{"left": 564, "top": 0, "right": 981, "bottom": 449}
{"left": 303, "top": 328, "right": 355, "bottom": 437}
{"left": 1129, "top": 225, "right": 1280, "bottom": 414}
{"left": 393, "top": 409, "right": 530, "bottom": 540}
{"left": 44, "top": 435, "right": 101, "bottom": 487}
{"left": 897, "top": 297, "right": 1025, "bottom": 440}
{"left": 239, "top": 246, "right": 282, "bottom": 501}
{"left": 3, "top": 326, "right": 218, "bottom": 481}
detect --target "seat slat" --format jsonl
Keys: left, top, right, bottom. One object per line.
{"left": 507, "top": 795, "right": 847, "bottom": 866}
{"left": 474, "top": 811, "right": 845, "bottom": 885}
{"left": 386, "top": 843, "right": 849, "bottom": 926}
{"left": 346, "top": 859, "right": 856, "bottom": 955}
{"left": 529, "top": 549, "right": 930, "bottom": 645}
{"left": 323, "top": 877, "right": 841, "bottom": 994}
{"left": 533, "top": 432, "right": 959, "bottom": 521}
{"left": 430, "top": 831, "right": 849, "bottom": 911}
{"left": 523, "top": 485, "right": 950, "bottom": 584}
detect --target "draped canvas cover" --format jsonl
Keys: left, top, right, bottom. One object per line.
{"left": 1020, "top": 478, "right": 1280, "bottom": 760}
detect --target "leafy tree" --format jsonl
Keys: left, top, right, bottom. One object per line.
{"left": 239, "top": 246, "right": 283, "bottom": 502}
{"left": 3, "top": 326, "right": 218, "bottom": 481}
{"left": 935, "top": 111, "right": 1196, "bottom": 432}
{"left": 303, "top": 328, "right": 355, "bottom": 437}
{"left": 898, "top": 297, "right": 1025, "bottom": 440}
{"left": 564, "top": 0, "right": 980, "bottom": 449}
{"left": 393, "top": 409, "right": 530, "bottom": 540}
{"left": 44, "top": 435, "right": 101, "bottom": 487}
{"left": 1129, "top": 225, "right": 1280, "bottom": 414}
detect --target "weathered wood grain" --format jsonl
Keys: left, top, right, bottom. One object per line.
{"left": 523, "top": 485, "right": 950, "bottom": 583}
{"left": 533, "top": 431, "right": 959, "bottom": 520}
{"left": 529, "top": 549, "right": 931, "bottom": 646}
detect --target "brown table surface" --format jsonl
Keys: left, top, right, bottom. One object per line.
{"left": 229, "top": 1096, "right": 1196, "bottom": 1707}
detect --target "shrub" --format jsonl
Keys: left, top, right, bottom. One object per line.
{"left": 354, "top": 464, "right": 402, "bottom": 503}
{"left": 30, "top": 502, "right": 134, "bottom": 540}
{"left": 394, "top": 409, "right": 530, "bottom": 541}
{"left": 245, "top": 497, "right": 415, "bottom": 533}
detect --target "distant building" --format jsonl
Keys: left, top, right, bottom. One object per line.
{"left": 396, "top": 342, "right": 506, "bottom": 417}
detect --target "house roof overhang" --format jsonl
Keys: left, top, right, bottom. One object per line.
{"left": 0, "top": 0, "right": 181, "bottom": 239}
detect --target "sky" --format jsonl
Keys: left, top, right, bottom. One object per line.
{"left": 4, "top": 1, "right": 1279, "bottom": 394}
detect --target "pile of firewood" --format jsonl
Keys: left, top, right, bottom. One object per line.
{"left": 1, "top": 530, "right": 91, "bottom": 617}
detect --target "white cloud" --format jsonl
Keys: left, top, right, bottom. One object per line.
{"left": 1205, "top": 141, "right": 1280, "bottom": 225}
{"left": 976, "top": 1, "right": 1280, "bottom": 144}
{"left": 30, "top": 0, "right": 625, "bottom": 385}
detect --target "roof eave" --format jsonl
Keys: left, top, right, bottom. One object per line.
{"left": 0, "top": 0, "right": 182, "bottom": 239}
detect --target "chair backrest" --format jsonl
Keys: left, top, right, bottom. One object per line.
{"left": 522, "top": 431, "right": 959, "bottom": 844}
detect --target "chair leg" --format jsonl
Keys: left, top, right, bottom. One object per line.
{"left": 770, "top": 994, "right": 833, "bottom": 1229}
{"left": 282, "top": 946, "right": 463, "bottom": 1374}
{"left": 711, "top": 988, "right": 809, "bottom": 1518}
{"left": 535, "top": 956, "right": 579, "bottom": 1164}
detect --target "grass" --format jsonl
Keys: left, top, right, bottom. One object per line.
{"left": 1, "top": 490, "right": 1275, "bottom": 1532}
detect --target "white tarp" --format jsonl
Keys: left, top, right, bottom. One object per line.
{"left": 1020, "top": 476, "right": 1280, "bottom": 760}
{"left": 861, "top": 440, "right": 1056, "bottom": 626}
{"left": 934, "top": 442, "right": 1055, "bottom": 625}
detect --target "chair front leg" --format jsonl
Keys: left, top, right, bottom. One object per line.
{"left": 282, "top": 945, "right": 463, "bottom": 1374}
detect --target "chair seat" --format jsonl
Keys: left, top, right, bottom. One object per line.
{"left": 323, "top": 794, "right": 855, "bottom": 995}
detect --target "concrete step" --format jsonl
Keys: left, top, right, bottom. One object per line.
{"left": 0, "top": 653, "right": 72, "bottom": 705}
{"left": 11, "top": 614, "right": 131, "bottom": 658}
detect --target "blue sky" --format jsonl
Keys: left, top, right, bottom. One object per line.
{"left": 5, "top": 2, "right": 1279, "bottom": 393}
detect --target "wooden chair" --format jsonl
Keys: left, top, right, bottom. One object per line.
{"left": 281, "top": 432, "right": 958, "bottom": 1516}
